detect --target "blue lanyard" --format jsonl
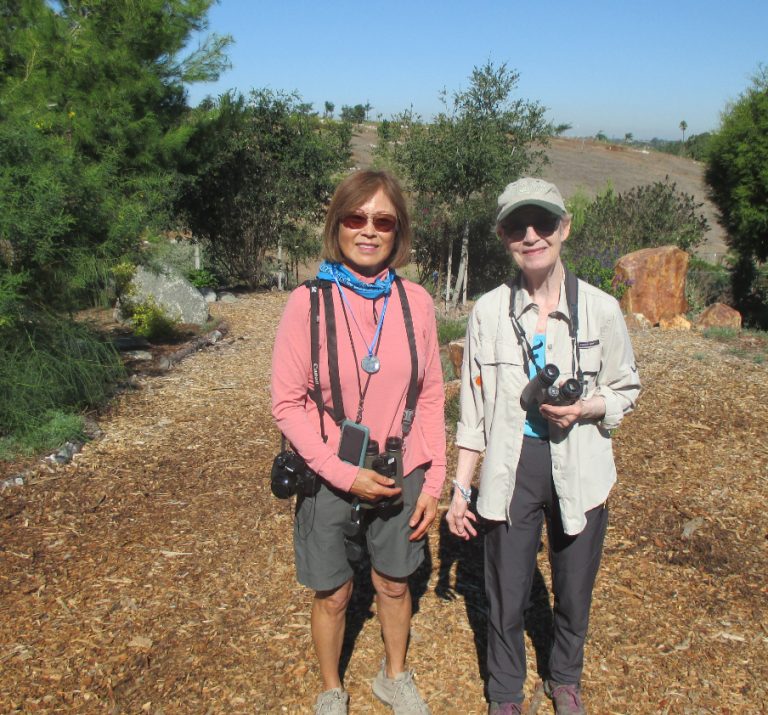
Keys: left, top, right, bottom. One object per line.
{"left": 331, "top": 274, "right": 389, "bottom": 364}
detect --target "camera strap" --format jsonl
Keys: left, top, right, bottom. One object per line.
{"left": 305, "top": 276, "right": 419, "bottom": 437}
{"left": 508, "top": 266, "right": 583, "bottom": 383}
{"left": 394, "top": 277, "right": 419, "bottom": 435}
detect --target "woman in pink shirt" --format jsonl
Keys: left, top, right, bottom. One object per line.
{"left": 271, "top": 170, "right": 445, "bottom": 715}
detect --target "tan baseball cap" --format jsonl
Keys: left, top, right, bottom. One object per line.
{"left": 496, "top": 177, "right": 566, "bottom": 224}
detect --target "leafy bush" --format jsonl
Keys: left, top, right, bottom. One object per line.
{"left": 0, "top": 315, "right": 123, "bottom": 442}
{"left": 187, "top": 268, "right": 220, "bottom": 289}
{"left": 564, "top": 180, "right": 709, "bottom": 299}
{"left": 686, "top": 257, "right": 731, "bottom": 313}
{"left": 128, "top": 297, "right": 180, "bottom": 340}
{"left": 437, "top": 316, "right": 468, "bottom": 345}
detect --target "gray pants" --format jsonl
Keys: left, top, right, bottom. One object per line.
{"left": 484, "top": 436, "right": 608, "bottom": 704}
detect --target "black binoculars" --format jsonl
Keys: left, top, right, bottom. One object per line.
{"left": 270, "top": 450, "right": 319, "bottom": 499}
{"left": 520, "top": 363, "right": 583, "bottom": 410}
{"left": 359, "top": 436, "right": 404, "bottom": 510}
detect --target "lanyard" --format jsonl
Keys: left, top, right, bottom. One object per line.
{"left": 331, "top": 274, "right": 390, "bottom": 375}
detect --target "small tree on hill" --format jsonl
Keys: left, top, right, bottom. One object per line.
{"left": 377, "top": 61, "right": 555, "bottom": 304}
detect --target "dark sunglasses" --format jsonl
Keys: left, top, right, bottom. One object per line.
{"left": 502, "top": 215, "right": 560, "bottom": 241}
{"left": 341, "top": 213, "right": 397, "bottom": 233}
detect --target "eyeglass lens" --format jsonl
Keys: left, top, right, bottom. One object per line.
{"left": 341, "top": 213, "right": 397, "bottom": 232}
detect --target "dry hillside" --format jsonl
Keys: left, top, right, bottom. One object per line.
{"left": 350, "top": 126, "right": 727, "bottom": 261}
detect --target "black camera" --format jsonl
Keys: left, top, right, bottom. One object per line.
{"left": 270, "top": 450, "right": 318, "bottom": 499}
{"left": 520, "top": 363, "right": 583, "bottom": 410}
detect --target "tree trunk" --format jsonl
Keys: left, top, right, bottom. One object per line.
{"left": 445, "top": 234, "right": 454, "bottom": 308}
{"left": 277, "top": 239, "right": 284, "bottom": 291}
{"left": 451, "top": 221, "right": 469, "bottom": 308}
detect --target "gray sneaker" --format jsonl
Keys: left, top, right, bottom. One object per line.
{"left": 313, "top": 687, "right": 349, "bottom": 714}
{"left": 372, "top": 659, "right": 430, "bottom": 714}
{"left": 488, "top": 703, "right": 522, "bottom": 714}
{"left": 544, "top": 681, "right": 586, "bottom": 715}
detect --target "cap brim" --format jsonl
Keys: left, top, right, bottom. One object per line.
{"left": 497, "top": 199, "right": 566, "bottom": 225}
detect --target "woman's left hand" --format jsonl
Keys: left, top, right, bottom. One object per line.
{"left": 408, "top": 493, "right": 438, "bottom": 541}
{"left": 539, "top": 400, "right": 583, "bottom": 430}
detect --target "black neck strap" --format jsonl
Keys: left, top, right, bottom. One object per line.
{"left": 508, "top": 267, "right": 582, "bottom": 382}
{"left": 305, "top": 277, "right": 419, "bottom": 436}
{"left": 394, "top": 277, "right": 419, "bottom": 434}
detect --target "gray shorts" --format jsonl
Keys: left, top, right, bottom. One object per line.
{"left": 293, "top": 468, "right": 427, "bottom": 592}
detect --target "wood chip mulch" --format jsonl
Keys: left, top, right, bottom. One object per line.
{"left": 1, "top": 292, "right": 766, "bottom": 714}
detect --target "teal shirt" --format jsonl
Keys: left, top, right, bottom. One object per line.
{"left": 523, "top": 333, "right": 549, "bottom": 439}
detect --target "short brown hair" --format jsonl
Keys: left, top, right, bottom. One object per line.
{"left": 322, "top": 170, "right": 412, "bottom": 268}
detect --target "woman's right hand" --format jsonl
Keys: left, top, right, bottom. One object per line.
{"left": 349, "top": 467, "right": 402, "bottom": 503}
{"left": 446, "top": 491, "right": 478, "bottom": 540}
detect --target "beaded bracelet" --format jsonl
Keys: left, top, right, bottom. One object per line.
{"left": 452, "top": 480, "right": 472, "bottom": 504}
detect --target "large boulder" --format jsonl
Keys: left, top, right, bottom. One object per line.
{"left": 695, "top": 302, "right": 742, "bottom": 331}
{"left": 116, "top": 266, "right": 209, "bottom": 326}
{"left": 615, "top": 246, "right": 689, "bottom": 325}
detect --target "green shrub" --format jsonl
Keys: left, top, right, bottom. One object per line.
{"left": 686, "top": 257, "right": 731, "bottom": 313}
{"left": 437, "top": 316, "right": 468, "bottom": 345}
{"left": 187, "top": 268, "right": 220, "bottom": 289}
{"left": 564, "top": 179, "right": 709, "bottom": 299}
{"left": 0, "top": 411, "right": 85, "bottom": 460}
{"left": 128, "top": 297, "right": 180, "bottom": 340}
{"left": 0, "top": 315, "right": 123, "bottom": 442}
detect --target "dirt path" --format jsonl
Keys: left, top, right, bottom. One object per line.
{"left": 1, "top": 294, "right": 766, "bottom": 713}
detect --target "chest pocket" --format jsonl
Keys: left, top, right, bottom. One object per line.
{"left": 578, "top": 341, "right": 602, "bottom": 394}
{"left": 476, "top": 341, "right": 527, "bottom": 400}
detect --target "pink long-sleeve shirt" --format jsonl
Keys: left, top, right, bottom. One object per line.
{"left": 271, "top": 272, "right": 446, "bottom": 498}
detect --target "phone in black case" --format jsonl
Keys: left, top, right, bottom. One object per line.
{"left": 338, "top": 420, "right": 370, "bottom": 467}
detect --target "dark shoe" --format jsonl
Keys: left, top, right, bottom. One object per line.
{"left": 544, "top": 681, "right": 586, "bottom": 715}
{"left": 488, "top": 703, "right": 522, "bottom": 714}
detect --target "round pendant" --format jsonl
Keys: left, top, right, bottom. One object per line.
{"left": 361, "top": 355, "right": 380, "bottom": 374}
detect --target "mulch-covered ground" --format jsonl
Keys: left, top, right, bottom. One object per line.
{"left": 1, "top": 292, "right": 766, "bottom": 714}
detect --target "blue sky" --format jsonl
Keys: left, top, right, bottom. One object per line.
{"left": 185, "top": 0, "right": 767, "bottom": 140}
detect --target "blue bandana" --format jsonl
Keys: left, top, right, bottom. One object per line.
{"left": 316, "top": 261, "right": 394, "bottom": 299}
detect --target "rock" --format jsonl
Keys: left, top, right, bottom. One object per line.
{"left": 124, "top": 350, "right": 153, "bottom": 361}
{"left": 659, "top": 314, "right": 692, "bottom": 330}
{"left": 624, "top": 312, "right": 653, "bottom": 330}
{"left": 448, "top": 338, "right": 465, "bottom": 379}
{"left": 199, "top": 287, "right": 218, "bottom": 303}
{"left": 218, "top": 291, "right": 238, "bottom": 303}
{"left": 615, "top": 246, "right": 689, "bottom": 325}
{"left": 695, "top": 302, "right": 742, "bottom": 331}
{"left": 1, "top": 475, "right": 25, "bottom": 491}
{"left": 115, "top": 266, "right": 209, "bottom": 326}
{"left": 112, "top": 335, "right": 151, "bottom": 351}
{"left": 46, "top": 441, "right": 82, "bottom": 465}
{"left": 208, "top": 330, "right": 223, "bottom": 344}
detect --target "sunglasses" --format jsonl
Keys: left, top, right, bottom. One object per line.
{"left": 341, "top": 213, "right": 397, "bottom": 233}
{"left": 502, "top": 215, "right": 561, "bottom": 241}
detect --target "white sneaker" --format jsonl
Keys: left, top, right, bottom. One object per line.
{"left": 372, "top": 659, "right": 430, "bottom": 714}
{"left": 313, "top": 687, "right": 349, "bottom": 714}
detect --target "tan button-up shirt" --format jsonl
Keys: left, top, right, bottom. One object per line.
{"left": 456, "top": 275, "right": 641, "bottom": 534}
